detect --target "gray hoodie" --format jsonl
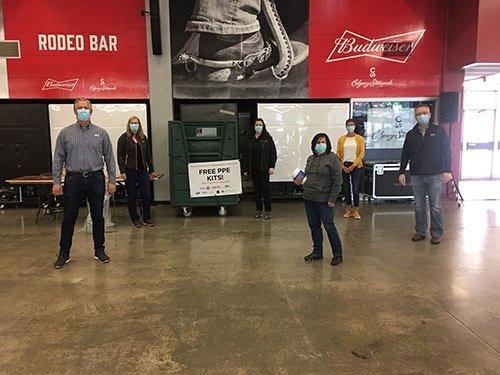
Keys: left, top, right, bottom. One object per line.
{"left": 303, "top": 152, "right": 343, "bottom": 203}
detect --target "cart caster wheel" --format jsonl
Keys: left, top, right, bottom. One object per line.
{"left": 182, "top": 207, "right": 193, "bottom": 218}
{"left": 218, "top": 206, "right": 227, "bottom": 217}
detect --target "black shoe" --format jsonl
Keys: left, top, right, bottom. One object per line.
{"left": 54, "top": 254, "right": 70, "bottom": 269}
{"left": 255, "top": 211, "right": 263, "bottom": 218}
{"left": 331, "top": 256, "right": 343, "bottom": 266}
{"left": 94, "top": 250, "right": 110, "bottom": 263}
{"left": 264, "top": 212, "right": 271, "bottom": 220}
{"left": 132, "top": 220, "right": 141, "bottom": 228}
{"left": 143, "top": 220, "right": 155, "bottom": 227}
{"left": 304, "top": 252, "right": 323, "bottom": 261}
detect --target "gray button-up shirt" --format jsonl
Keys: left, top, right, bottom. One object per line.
{"left": 52, "top": 123, "right": 116, "bottom": 184}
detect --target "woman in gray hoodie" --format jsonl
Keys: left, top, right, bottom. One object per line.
{"left": 294, "top": 133, "right": 343, "bottom": 266}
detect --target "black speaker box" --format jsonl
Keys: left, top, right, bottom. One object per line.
{"left": 150, "top": 0, "right": 162, "bottom": 55}
{"left": 439, "top": 91, "right": 459, "bottom": 123}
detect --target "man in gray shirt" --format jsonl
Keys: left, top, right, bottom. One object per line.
{"left": 52, "top": 97, "right": 116, "bottom": 269}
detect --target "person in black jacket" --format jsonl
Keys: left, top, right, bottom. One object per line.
{"left": 398, "top": 104, "right": 452, "bottom": 245}
{"left": 243, "top": 118, "right": 277, "bottom": 219}
{"left": 117, "top": 116, "right": 157, "bottom": 228}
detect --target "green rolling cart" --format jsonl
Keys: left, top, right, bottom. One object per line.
{"left": 169, "top": 121, "right": 239, "bottom": 217}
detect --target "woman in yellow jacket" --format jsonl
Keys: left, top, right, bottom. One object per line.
{"left": 337, "top": 119, "right": 365, "bottom": 219}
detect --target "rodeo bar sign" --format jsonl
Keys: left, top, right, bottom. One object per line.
{"left": 188, "top": 160, "right": 242, "bottom": 198}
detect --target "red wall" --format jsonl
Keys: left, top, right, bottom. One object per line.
{"left": 445, "top": 0, "right": 479, "bottom": 70}
{"left": 476, "top": 0, "right": 500, "bottom": 62}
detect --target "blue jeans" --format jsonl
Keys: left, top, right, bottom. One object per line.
{"left": 342, "top": 165, "right": 362, "bottom": 207}
{"left": 411, "top": 174, "right": 444, "bottom": 237}
{"left": 125, "top": 168, "right": 152, "bottom": 223}
{"left": 304, "top": 199, "right": 343, "bottom": 258}
{"left": 187, "top": 0, "right": 261, "bottom": 34}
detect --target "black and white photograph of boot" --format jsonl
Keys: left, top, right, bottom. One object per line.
{"left": 169, "top": 0, "right": 309, "bottom": 99}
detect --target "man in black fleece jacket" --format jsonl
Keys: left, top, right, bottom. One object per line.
{"left": 399, "top": 104, "right": 452, "bottom": 245}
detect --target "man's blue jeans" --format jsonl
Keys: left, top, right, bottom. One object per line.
{"left": 411, "top": 174, "right": 444, "bottom": 237}
{"left": 304, "top": 199, "right": 343, "bottom": 258}
{"left": 187, "top": 0, "right": 261, "bottom": 35}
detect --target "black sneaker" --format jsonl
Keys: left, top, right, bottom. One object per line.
{"left": 255, "top": 211, "right": 263, "bottom": 218}
{"left": 94, "top": 250, "right": 110, "bottom": 263}
{"left": 143, "top": 220, "right": 155, "bottom": 227}
{"left": 54, "top": 254, "right": 70, "bottom": 269}
{"left": 304, "top": 252, "right": 323, "bottom": 261}
{"left": 132, "top": 221, "right": 141, "bottom": 228}
{"left": 264, "top": 212, "right": 271, "bottom": 220}
{"left": 331, "top": 256, "right": 343, "bottom": 266}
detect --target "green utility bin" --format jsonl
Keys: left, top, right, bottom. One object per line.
{"left": 169, "top": 121, "right": 239, "bottom": 217}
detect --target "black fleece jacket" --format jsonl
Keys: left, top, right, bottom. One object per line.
{"left": 399, "top": 124, "right": 452, "bottom": 175}
{"left": 117, "top": 133, "right": 154, "bottom": 173}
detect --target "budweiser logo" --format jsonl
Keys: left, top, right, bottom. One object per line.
{"left": 326, "top": 29, "right": 426, "bottom": 64}
{"left": 42, "top": 78, "right": 79, "bottom": 91}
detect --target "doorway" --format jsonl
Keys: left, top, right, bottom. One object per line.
{"left": 461, "top": 90, "right": 500, "bottom": 180}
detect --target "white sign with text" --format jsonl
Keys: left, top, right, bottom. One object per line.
{"left": 188, "top": 160, "right": 242, "bottom": 198}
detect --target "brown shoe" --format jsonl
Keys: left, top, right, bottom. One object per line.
{"left": 342, "top": 207, "right": 352, "bottom": 218}
{"left": 431, "top": 236, "right": 441, "bottom": 245}
{"left": 352, "top": 208, "right": 361, "bottom": 220}
{"left": 411, "top": 234, "right": 426, "bottom": 242}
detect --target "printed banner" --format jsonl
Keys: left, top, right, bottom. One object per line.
{"left": 309, "top": 0, "right": 446, "bottom": 98}
{"left": 0, "top": 0, "right": 149, "bottom": 99}
{"left": 169, "top": 0, "right": 446, "bottom": 99}
{"left": 169, "top": 0, "right": 309, "bottom": 99}
{"left": 188, "top": 160, "right": 242, "bottom": 198}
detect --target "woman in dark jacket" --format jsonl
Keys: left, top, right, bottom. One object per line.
{"left": 117, "top": 116, "right": 157, "bottom": 228}
{"left": 294, "top": 133, "right": 343, "bottom": 266}
{"left": 243, "top": 118, "right": 277, "bottom": 220}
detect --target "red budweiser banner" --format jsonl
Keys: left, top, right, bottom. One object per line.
{"left": 309, "top": 0, "right": 446, "bottom": 98}
{"left": 0, "top": 0, "right": 149, "bottom": 99}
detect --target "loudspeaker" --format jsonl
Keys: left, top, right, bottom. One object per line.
{"left": 149, "top": 0, "right": 162, "bottom": 55}
{"left": 439, "top": 91, "right": 459, "bottom": 123}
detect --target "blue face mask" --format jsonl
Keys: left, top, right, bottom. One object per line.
{"left": 346, "top": 125, "right": 355, "bottom": 133}
{"left": 130, "top": 123, "right": 140, "bottom": 133}
{"left": 416, "top": 113, "right": 430, "bottom": 125}
{"left": 76, "top": 108, "right": 91, "bottom": 121}
{"left": 255, "top": 125, "right": 263, "bottom": 133}
{"left": 315, "top": 143, "right": 327, "bottom": 154}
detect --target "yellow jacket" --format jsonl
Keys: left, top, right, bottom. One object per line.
{"left": 336, "top": 134, "right": 365, "bottom": 168}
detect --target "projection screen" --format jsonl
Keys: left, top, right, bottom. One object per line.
{"left": 49, "top": 103, "right": 148, "bottom": 177}
{"left": 257, "top": 103, "right": 350, "bottom": 182}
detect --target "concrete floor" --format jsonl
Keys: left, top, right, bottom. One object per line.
{"left": 0, "top": 199, "right": 499, "bottom": 374}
